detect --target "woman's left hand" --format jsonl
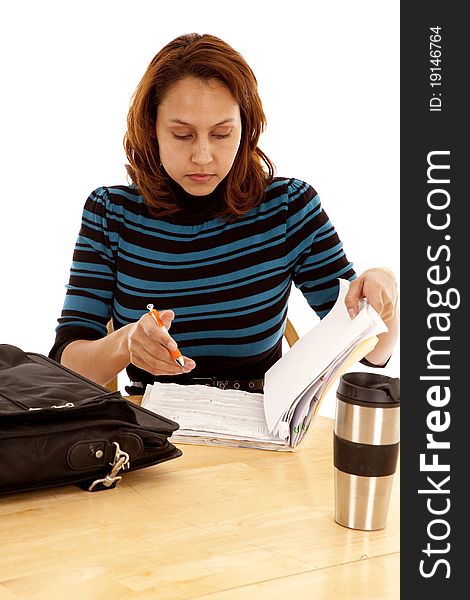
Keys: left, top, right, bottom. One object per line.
{"left": 344, "top": 267, "right": 398, "bottom": 323}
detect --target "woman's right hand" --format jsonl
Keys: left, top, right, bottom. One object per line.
{"left": 126, "top": 310, "right": 196, "bottom": 375}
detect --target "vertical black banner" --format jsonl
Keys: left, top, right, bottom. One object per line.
{"left": 401, "top": 2, "right": 467, "bottom": 595}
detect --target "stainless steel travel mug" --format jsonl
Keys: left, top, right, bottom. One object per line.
{"left": 334, "top": 372, "right": 400, "bottom": 531}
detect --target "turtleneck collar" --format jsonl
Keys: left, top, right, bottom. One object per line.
{"left": 166, "top": 177, "right": 227, "bottom": 222}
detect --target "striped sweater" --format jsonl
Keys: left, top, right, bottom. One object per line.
{"left": 49, "top": 177, "right": 356, "bottom": 383}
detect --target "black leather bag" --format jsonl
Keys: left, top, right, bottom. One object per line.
{"left": 0, "top": 344, "right": 182, "bottom": 495}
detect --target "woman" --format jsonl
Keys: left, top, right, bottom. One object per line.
{"left": 49, "top": 33, "right": 399, "bottom": 394}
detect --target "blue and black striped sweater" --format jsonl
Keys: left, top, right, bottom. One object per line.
{"left": 49, "top": 176, "right": 356, "bottom": 384}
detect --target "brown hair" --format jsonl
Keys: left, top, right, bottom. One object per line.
{"left": 124, "top": 33, "right": 275, "bottom": 218}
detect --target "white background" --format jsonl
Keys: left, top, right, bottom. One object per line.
{"left": 0, "top": 0, "right": 399, "bottom": 417}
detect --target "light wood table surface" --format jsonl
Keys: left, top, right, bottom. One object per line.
{"left": 0, "top": 397, "right": 399, "bottom": 600}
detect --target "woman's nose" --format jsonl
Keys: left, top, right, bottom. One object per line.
{"left": 192, "top": 140, "right": 212, "bottom": 165}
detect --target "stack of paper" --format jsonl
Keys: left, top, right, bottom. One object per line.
{"left": 141, "top": 383, "right": 286, "bottom": 451}
{"left": 141, "top": 279, "right": 388, "bottom": 451}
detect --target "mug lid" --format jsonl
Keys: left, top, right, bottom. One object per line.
{"left": 336, "top": 372, "right": 400, "bottom": 406}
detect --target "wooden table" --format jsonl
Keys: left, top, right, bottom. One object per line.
{"left": 0, "top": 402, "right": 399, "bottom": 600}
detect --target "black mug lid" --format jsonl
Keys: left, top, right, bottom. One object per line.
{"left": 336, "top": 372, "right": 400, "bottom": 407}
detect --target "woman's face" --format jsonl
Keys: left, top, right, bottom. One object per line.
{"left": 156, "top": 77, "right": 242, "bottom": 196}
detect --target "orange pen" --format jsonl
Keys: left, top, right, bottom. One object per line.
{"left": 146, "top": 303, "right": 185, "bottom": 368}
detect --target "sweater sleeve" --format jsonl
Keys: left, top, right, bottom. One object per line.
{"left": 285, "top": 179, "right": 356, "bottom": 318}
{"left": 49, "top": 187, "right": 119, "bottom": 361}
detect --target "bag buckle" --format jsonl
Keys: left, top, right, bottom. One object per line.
{"left": 88, "top": 442, "right": 130, "bottom": 491}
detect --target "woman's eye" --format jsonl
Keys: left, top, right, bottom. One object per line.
{"left": 171, "top": 132, "right": 231, "bottom": 141}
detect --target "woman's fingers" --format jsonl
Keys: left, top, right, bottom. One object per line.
{"left": 127, "top": 312, "right": 196, "bottom": 375}
{"left": 132, "top": 347, "right": 194, "bottom": 375}
{"left": 344, "top": 268, "right": 398, "bottom": 322}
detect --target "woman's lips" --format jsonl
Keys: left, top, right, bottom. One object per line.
{"left": 188, "top": 174, "right": 214, "bottom": 183}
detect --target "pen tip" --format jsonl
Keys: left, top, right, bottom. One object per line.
{"left": 176, "top": 356, "right": 185, "bottom": 368}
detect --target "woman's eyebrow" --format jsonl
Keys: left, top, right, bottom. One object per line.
{"left": 168, "top": 118, "right": 236, "bottom": 127}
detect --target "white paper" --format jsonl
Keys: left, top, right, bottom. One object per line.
{"left": 142, "top": 383, "right": 288, "bottom": 449}
{"left": 263, "top": 279, "right": 387, "bottom": 432}
{"left": 140, "top": 278, "right": 387, "bottom": 451}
